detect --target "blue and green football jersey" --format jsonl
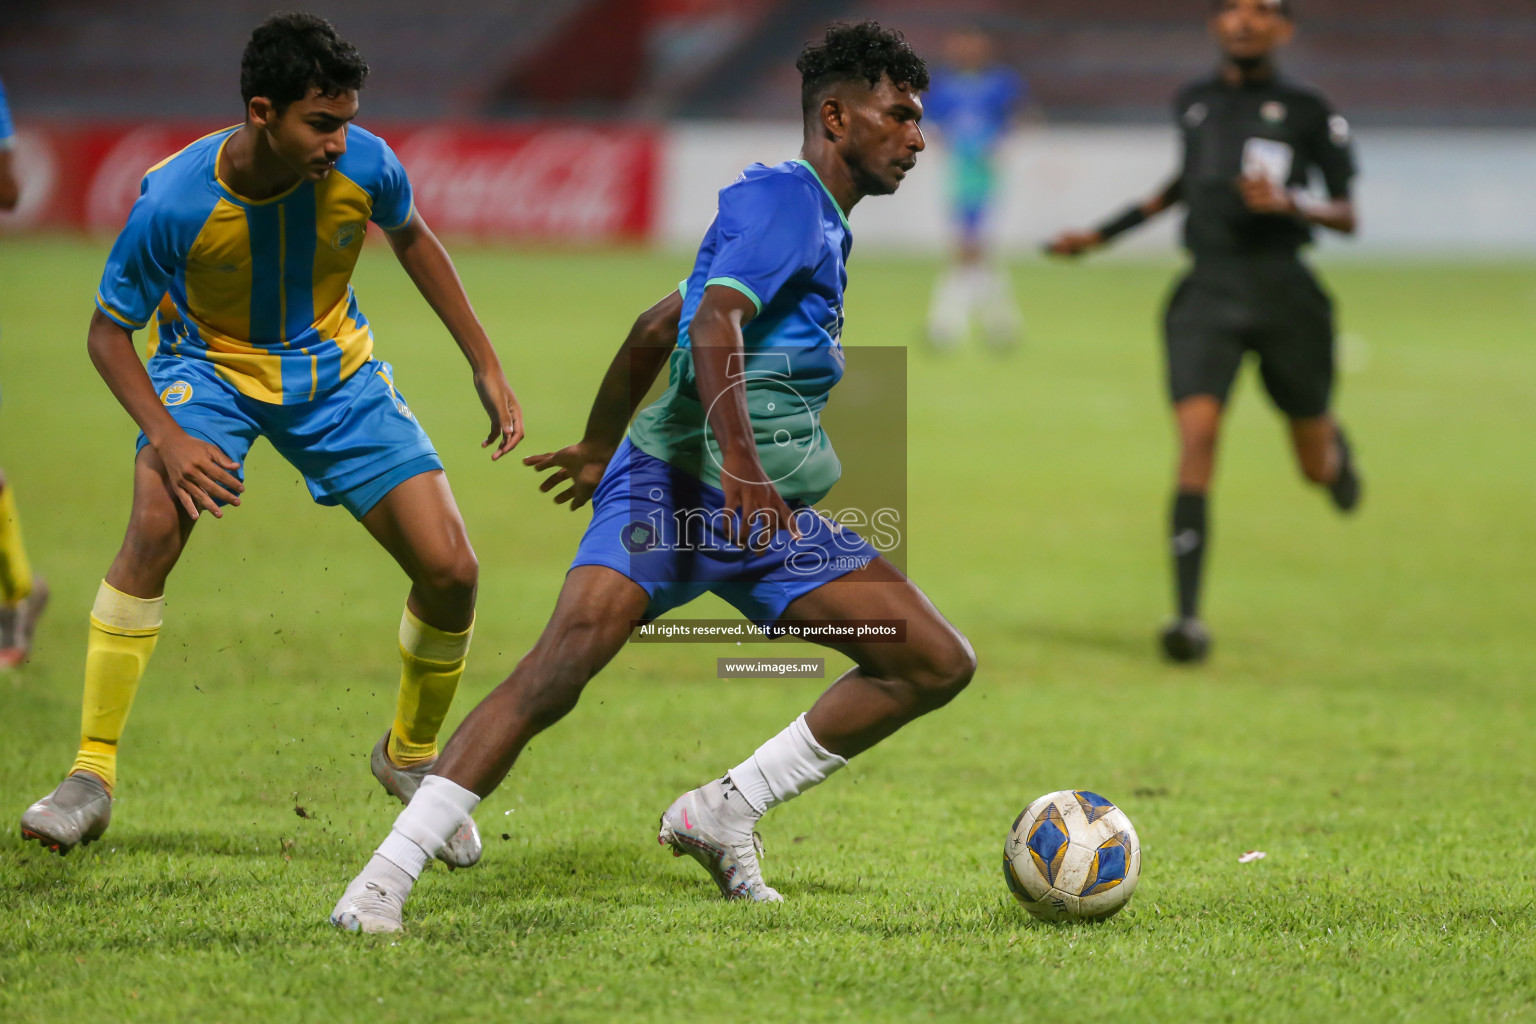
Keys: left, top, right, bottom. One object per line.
{"left": 628, "top": 159, "right": 851, "bottom": 503}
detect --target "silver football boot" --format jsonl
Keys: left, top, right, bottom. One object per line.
{"left": 658, "top": 777, "right": 782, "bottom": 902}
{"left": 0, "top": 575, "right": 49, "bottom": 669}
{"left": 369, "top": 732, "right": 482, "bottom": 869}
{"left": 20, "top": 771, "right": 112, "bottom": 854}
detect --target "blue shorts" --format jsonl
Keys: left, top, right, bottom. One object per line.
{"left": 137, "top": 355, "right": 442, "bottom": 518}
{"left": 571, "top": 439, "right": 878, "bottom": 626}
{"left": 955, "top": 203, "right": 990, "bottom": 244}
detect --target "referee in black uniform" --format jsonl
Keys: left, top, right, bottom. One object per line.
{"left": 1049, "top": 0, "right": 1361, "bottom": 663}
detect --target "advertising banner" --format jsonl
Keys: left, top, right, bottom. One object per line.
{"left": 0, "top": 122, "right": 657, "bottom": 242}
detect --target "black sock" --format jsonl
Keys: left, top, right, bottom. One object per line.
{"left": 1332, "top": 425, "right": 1354, "bottom": 484}
{"left": 1171, "top": 491, "right": 1208, "bottom": 620}
{"left": 1327, "top": 424, "right": 1361, "bottom": 511}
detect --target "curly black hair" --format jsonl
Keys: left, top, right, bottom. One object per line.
{"left": 795, "top": 21, "right": 929, "bottom": 117}
{"left": 240, "top": 12, "right": 368, "bottom": 111}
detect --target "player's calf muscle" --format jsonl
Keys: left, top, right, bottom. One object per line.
{"left": 516, "top": 615, "right": 628, "bottom": 721}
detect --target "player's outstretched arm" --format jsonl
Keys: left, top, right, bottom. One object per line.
{"left": 1046, "top": 175, "right": 1184, "bottom": 257}
{"left": 523, "top": 289, "right": 683, "bottom": 510}
{"left": 85, "top": 309, "right": 243, "bottom": 520}
{"left": 384, "top": 213, "right": 524, "bottom": 460}
{"left": 690, "top": 284, "right": 800, "bottom": 550}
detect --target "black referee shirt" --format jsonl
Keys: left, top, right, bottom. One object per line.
{"left": 1171, "top": 72, "right": 1356, "bottom": 258}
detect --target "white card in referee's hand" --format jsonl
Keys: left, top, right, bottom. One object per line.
{"left": 1241, "top": 137, "right": 1294, "bottom": 184}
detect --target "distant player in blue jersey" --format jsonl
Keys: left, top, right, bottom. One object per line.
{"left": 332, "top": 22, "right": 975, "bottom": 932}
{"left": 20, "top": 14, "right": 522, "bottom": 861}
{"left": 0, "top": 72, "right": 51, "bottom": 671}
{"left": 923, "top": 28, "right": 1027, "bottom": 350}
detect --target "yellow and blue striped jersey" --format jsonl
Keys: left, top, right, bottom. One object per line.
{"left": 95, "top": 125, "right": 414, "bottom": 404}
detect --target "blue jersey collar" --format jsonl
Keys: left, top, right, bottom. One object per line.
{"left": 794, "top": 159, "right": 851, "bottom": 231}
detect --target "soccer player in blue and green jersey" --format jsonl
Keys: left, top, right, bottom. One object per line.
{"left": 0, "top": 72, "right": 51, "bottom": 670}
{"left": 20, "top": 14, "right": 522, "bottom": 862}
{"left": 333, "top": 21, "right": 977, "bottom": 932}
{"left": 924, "top": 28, "right": 1027, "bottom": 349}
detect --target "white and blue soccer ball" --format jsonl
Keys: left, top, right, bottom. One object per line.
{"left": 1004, "top": 789, "right": 1141, "bottom": 922}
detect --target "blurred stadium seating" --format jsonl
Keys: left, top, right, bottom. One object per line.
{"left": 3, "top": 0, "right": 1531, "bottom": 124}
{"left": 1, "top": 1, "right": 1533, "bottom": 253}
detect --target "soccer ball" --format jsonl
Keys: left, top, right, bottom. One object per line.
{"left": 1003, "top": 789, "right": 1141, "bottom": 922}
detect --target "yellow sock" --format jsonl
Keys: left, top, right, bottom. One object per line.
{"left": 0, "top": 484, "right": 34, "bottom": 603}
{"left": 389, "top": 608, "right": 473, "bottom": 767}
{"left": 70, "top": 581, "right": 163, "bottom": 791}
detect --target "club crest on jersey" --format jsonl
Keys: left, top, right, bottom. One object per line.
{"left": 1261, "top": 101, "right": 1287, "bottom": 124}
{"left": 1183, "top": 103, "right": 1207, "bottom": 127}
{"left": 331, "top": 222, "right": 363, "bottom": 251}
{"left": 160, "top": 381, "right": 193, "bottom": 407}
{"left": 621, "top": 520, "right": 658, "bottom": 553}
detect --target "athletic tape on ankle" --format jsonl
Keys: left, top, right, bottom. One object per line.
{"left": 90, "top": 580, "right": 163, "bottom": 635}
{"left": 376, "top": 833, "right": 430, "bottom": 879}
{"left": 399, "top": 608, "right": 473, "bottom": 664}
{"left": 787, "top": 713, "right": 846, "bottom": 774}
{"left": 390, "top": 774, "right": 481, "bottom": 854}
{"left": 735, "top": 714, "right": 847, "bottom": 811}
{"left": 760, "top": 715, "right": 846, "bottom": 804}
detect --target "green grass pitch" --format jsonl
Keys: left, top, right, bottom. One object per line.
{"left": 2, "top": 238, "right": 1533, "bottom": 1021}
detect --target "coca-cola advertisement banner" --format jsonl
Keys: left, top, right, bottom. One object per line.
{"left": 0, "top": 122, "right": 658, "bottom": 242}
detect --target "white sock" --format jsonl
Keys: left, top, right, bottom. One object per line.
{"left": 727, "top": 714, "right": 847, "bottom": 817}
{"left": 374, "top": 774, "right": 481, "bottom": 880}
{"left": 977, "top": 264, "right": 1023, "bottom": 342}
{"left": 927, "top": 266, "right": 972, "bottom": 347}
{"left": 357, "top": 852, "right": 417, "bottom": 891}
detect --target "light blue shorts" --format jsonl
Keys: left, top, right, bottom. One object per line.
{"left": 137, "top": 355, "right": 442, "bottom": 518}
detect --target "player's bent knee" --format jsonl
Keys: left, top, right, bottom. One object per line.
{"left": 908, "top": 631, "right": 977, "bottom": 711}
{"left": 419, "top": 549, "right": 479, "bottom": 602}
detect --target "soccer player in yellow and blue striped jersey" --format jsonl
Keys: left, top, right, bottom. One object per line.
{"left": 20, "top": 14, "right": 522, "bottom": 861}
{"left": 0, "top": 72, "right": 51, "bottom": 670}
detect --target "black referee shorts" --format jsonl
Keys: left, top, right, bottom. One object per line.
{"left": 1163, "top": 257, "right": 1336, "bottom": 419}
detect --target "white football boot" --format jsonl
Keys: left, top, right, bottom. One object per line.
{"left": 330, "top": 857, "right": 412, "bottom": 933}
{"left": 370, "top": 732, "right": 482, "bottom": 869}
{"left": 658, "top": 777, "right": 782, "bottom": 902}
